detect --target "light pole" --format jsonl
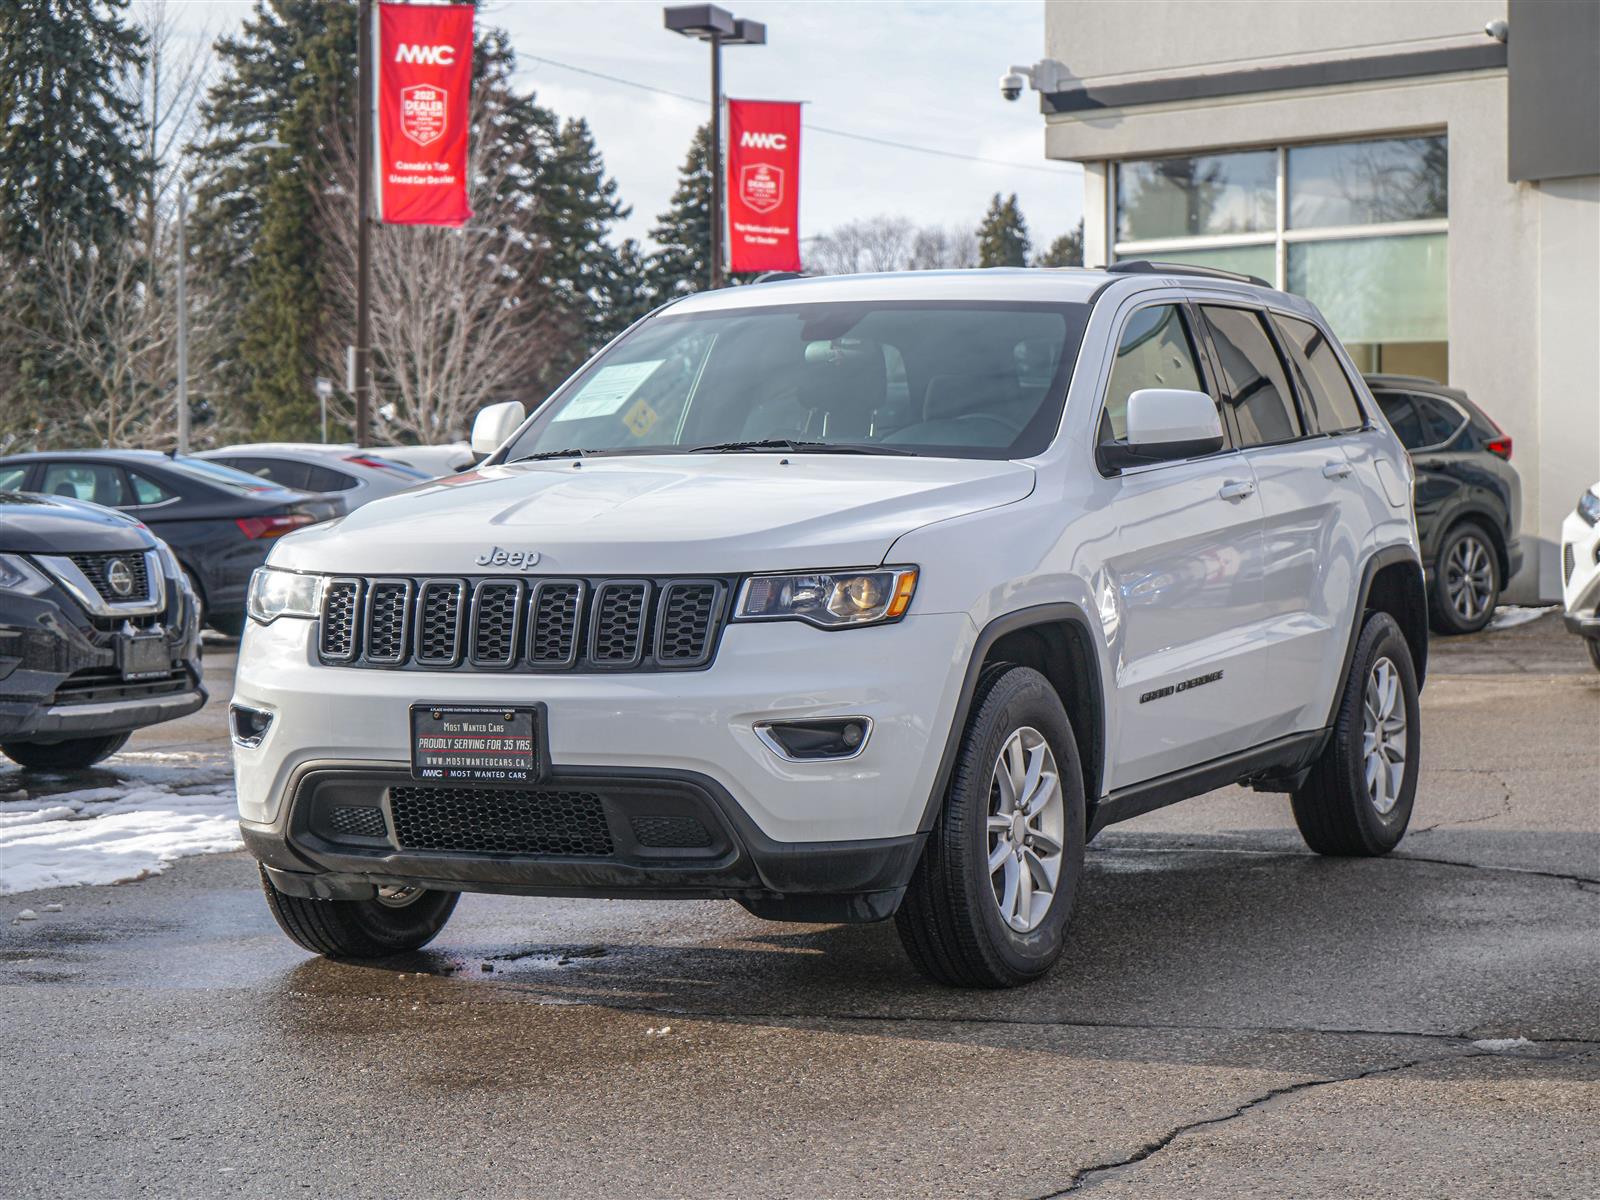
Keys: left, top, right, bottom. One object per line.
{"left": 174, "top": 182, "right": 189, "bottom": 456}
{"left": 663, "top": 4, "right": 766, "bottom": 290}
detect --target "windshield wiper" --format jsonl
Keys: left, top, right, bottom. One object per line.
{"left": 689, "top": 438, "right": 916, "bottom": 456}
{"left": 513, "top": 447, "right": 600, "bottom": 462}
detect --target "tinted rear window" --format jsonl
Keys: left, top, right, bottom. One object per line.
{"left": 1275, "top": 315, "right": 1365, "bottom": 434}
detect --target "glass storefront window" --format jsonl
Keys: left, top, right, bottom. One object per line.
{"left": 1116, "top": 150, "right": 1276, "bottom": 241}
{"left": 1114, "top": 243, "right": 1276, "bottom": 283}
{"left": 1288, "top": 136, "right": 1447, "bottom": 228}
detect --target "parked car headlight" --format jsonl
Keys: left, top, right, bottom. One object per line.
{"left": 0, "top": 554, "right": 51, "bottom": 596}
{"left": 247, "top": 567, "right": 325, "bottom": 625}
{"left": 1578, "top": 490, "right": 1600, "bottom": 527}
{"left": 735, "top": 567, "right": 918, "bottom": 629}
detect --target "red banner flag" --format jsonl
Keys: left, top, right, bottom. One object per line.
{"left": 376, "top": 2, "right": 474, "bottom": 227}
{"left": 726, "top": 99, "right": 802, "bottom": 273}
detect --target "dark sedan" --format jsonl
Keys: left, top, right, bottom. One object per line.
{"left": 1366, "top": 374, "right": 1523, "bottom": 635}
{"left": 0, "top": 451, "right": 335, "bottom": 636}
{"left": 0, "top": 492, "right": 204, "bottom": 769}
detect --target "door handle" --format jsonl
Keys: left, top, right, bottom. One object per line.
{"left": 1219, "top": 479, "right": 1256, "bottom": 501}
{"left": 1322, "top": 460, "right": 1354, "bottom": 480}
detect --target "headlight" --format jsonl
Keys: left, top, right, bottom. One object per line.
{"left": 735, "top": 566, "right": 918, "bottom": 629}
{"left": 247, "top": 567, "right": 325, "bottom": 625}
{"left": 1578, "top": 490, "right": 1600, "bottom": 527}
{"left": 0, "top": 553, "right": 51, "bottom": 596}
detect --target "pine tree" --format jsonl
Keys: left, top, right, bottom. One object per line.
{"left": 1036, "top": 218, "right": 1085, "bottom": 268}
{"left": 0, "top": 0, "right": 148, "bottom": 437}
{"left": 648, "top": 124, "right": 715, "bottom": 300}
{"left": 977, "top": 193, "right": 1030, "bottom": 268}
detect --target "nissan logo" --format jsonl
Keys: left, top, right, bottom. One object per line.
{"left": 105, "top": 559, "right": 135, "bottom": 598}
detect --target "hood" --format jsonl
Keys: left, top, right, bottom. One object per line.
{"left": 270, "top": 454, "right": 1036, "bottom": 576}
{"left": 0, "top": 492, "right": 155, "bottom": 555}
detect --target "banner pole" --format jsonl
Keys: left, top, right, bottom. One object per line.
{"left": 708, "top": 29, "right": 723, "bottom": 290}
{"left": 355, "top": 0, "right": 375, "bottom": 443}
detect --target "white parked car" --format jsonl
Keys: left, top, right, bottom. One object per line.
{"left": 1560, "top": 483, "right": 1600, "bottom": 671}
{"left": 232, "top": 265, "right": 1428, "bottom": 987}
{"left": 197, "top": 444, "right": 429, "bottom": 514}
{"left": 355, "top": 442, "right": 478, "bottom": 478}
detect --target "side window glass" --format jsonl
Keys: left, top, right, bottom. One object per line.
{"left": 41, "top": 463, "right": 129, "bottom": 506}
{"left": 1413, "top": 395, "right": 1464, "bottom": 447}
{"left": 1201, "top": 306, "right": 1302, "bottom": 447}
{"left": 128, "top": 472, "right": 174, "bottom": 505}
{"left": 1375, "top": 393, "right": 1425, "bottom": 450}
{"left": 1275, "top": 315, "right": 1365, "bottom": 434}
{"left": 305, "top": 465, "right": 358, "bottom": 492}
{"left": 0, "top": 466, "right": 28, "bottom": 491}
{"left": 1098, "top": 304, "right": 1206, "bottom": 445}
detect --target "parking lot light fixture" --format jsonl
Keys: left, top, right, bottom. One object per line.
{"left": 663, "top": 4, "right": 768, "bottom": 290}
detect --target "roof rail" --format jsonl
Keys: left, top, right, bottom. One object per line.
{"left": 1105, "top": 259, "right": 1272, "bottom": 289}
{"left": 751, "top": 270, "right": 804, "bottom": 284}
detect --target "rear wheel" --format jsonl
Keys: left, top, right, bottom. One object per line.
{"left": 258, "top": 866, "right": 458, "bottom": 958}
{"left": 0, "top": 733, "right": 130, "bottom": 770}
{"left": 895, "top": 665, "right": 1086, "bottom": 988}
{"left": 1431, "top": 522, "right": 1499, "bottom": 634}
{"left": 1292, "top": 612, "right": 1420, "bottom": 856}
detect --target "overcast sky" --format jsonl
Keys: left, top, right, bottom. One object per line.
{"left": 167, "top": 0, "right": 1084, "bottom": 253}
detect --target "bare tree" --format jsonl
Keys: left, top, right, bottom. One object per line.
{"left": 312, "top": 85, "right": 553, "bottom": 444}
{"left": 806, "top": 216, "right": 979, "bottom": 275}
{"left": 908, "top": 224, "right": 980, "bottom": 270}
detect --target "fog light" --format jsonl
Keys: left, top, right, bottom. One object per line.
{"left": 229, "top": 703, "right": 273, "bottom": 748}
{"left": 754, "top": 717, "right": 873, "bottom": 762}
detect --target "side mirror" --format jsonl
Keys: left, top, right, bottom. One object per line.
{"left": 470, "top": 400, "right": 526, "bottom": 456}
{"left": 1099, "top": 388, "right": 1224, "bottom": 472}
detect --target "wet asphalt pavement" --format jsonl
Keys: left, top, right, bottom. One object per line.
{"left": 2, "top": 616, "right": 1597, "bottom": 1198}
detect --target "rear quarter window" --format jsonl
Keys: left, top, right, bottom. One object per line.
{"left": 1275, "top": 315, "right": 1366, "bottom": 434}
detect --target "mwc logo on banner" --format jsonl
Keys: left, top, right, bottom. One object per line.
{"left": 376, "top": 3, "right": 475, "bottom": 227}
{"left": 727, "top": 99, "right": 802, "bottom": 273}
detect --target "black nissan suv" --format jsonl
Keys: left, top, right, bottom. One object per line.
{"left": 0, "top": 492, "right": 205, "bottom": 769}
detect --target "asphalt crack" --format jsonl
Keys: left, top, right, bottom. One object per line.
{"left": 1412, "top": 766, "right": 1515, "bottom": 833}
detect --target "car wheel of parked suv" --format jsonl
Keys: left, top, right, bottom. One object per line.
{"left": 1588, "top": 640, "right": 1600, "bottom": 672}
{"left": 0, "top": 733, "right": 131, "bottom": 770}
{"left": 1292, "top": 612, "right": 1420, "bottom": 856}
{"left": 1432, "top": 522, "right": 1499, "bottom": 635}
{"left": 258, "top": 866, "right": 459, "bottom": 958}
{"left": 895, "top": 665, "right": 1086, "bottom": 988}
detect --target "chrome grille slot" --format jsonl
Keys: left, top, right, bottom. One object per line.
{"left": 415, "top": 581, "right": 466, "bottom": 666}
{"left": 529, "top": 580, "right": 583, "bottom": 667}
{"left": 68, "top": 551, "right": 152, "bottom": 603}
{"left": 589, "top": 581, "right": 649, "bottom": 667}
{"left": 469, "top": 580, "right": 522, "bottom": 667}
{"left": 655, "top": 581, "right": 723, "bottom": 667}
{"left": 363, "top": 580, "right": 412, "bottom": 665}
{"left": 319, "top": 579, "right": 362, "bottom": 661}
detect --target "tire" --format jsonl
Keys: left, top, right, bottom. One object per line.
{"left": 258, "top": 866, "right": 458, "bottom": 958}
{"left": 0, "top": 732, "right": 130, "bottom": 770}
{"left": 1430, "top": 522, "right": 1499, "bottom": 635}
{"left": 208, "top": 610, "right": 247, "bottom": 638}
{"left": 895, "top": 664, "right": 1086, "bottom": 988}
{"left": 1587, "top": 638, "right": 1600, "bottom": 673}
{"left": 1292, "top": 612, "right": 1420, "bottom": 856}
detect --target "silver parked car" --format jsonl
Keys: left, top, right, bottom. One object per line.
{"left": 196, "top": 445, "right": 429, "bottom": 515}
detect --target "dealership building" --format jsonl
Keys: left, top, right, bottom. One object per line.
{"left": 1035, "top": 0, "right": 1599, "bottom": 601}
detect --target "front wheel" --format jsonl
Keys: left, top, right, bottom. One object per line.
{"left": 0, "top": 733, "right": 130, "bottom": 770}
{"left": 895, "top": 665, "right": 1086, "bottom": 988}
{"left": 1587, "top": 638, "right": 1600, "bottom": 673}
{"left": 1292, "top": 612, "right": 1420, "bottom": 856}
{"left": 259, "top": 867, "right": 458, "bottom": 958}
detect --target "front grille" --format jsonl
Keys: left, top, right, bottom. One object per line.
{"left": 389, "top": 785, "right": 613, "bottom": 856}
{"left": 327, "top": 805, "right": 388, "bottom": 839}
{"left": 1564, "top": 543, "right": 1576, "bottom": 585}
{"left": 630, "top": 814, "right": 713, "bottom": 848}
{"left": 53, "top": 668, "right": 190, "bottom": 706}
{"left": 318, "top": 575, "right": 730, "bottom": 673}
{"left": 67, "top": 551, "right": 152, "bottom": 604}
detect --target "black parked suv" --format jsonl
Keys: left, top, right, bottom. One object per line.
{"left": 0, "top": 492, "right": 205, "bottom": 769}
{"left": 1366, "top": 375, "right": 1522, "bottom": 635}
{"left": 0, "top": 451, "right": 333, "bottom": 637}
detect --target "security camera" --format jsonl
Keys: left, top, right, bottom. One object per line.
{"left": 1000, "top": 71, "right": 1026, "bottom": 102}
{"left": 1483, "top": 18, "right": 1508, "bottom": 42}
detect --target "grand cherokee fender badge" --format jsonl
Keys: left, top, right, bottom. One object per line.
{"left": 1140, "top": 670, "right": 1223, "bottom": 705}
{"left": 474, "top": 547, "right": 540, "bottom": 569}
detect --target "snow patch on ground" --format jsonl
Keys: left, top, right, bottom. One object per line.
{"left": 0, "top": 784, "right": 240, "bottom": 895}
{"left": 1488, "top": 605, "right": 1553, "bottom": 631}
{"left": 1472, "top": 1036, "right": 1536, "bottom": 1052}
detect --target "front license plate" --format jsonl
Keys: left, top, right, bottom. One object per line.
{"left": 410, "top": 704, "right": 540, "bottom": 783}
{"left": 119, "top": 633, "right": 169, "bottom": 681}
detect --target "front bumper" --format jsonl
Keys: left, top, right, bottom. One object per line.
{"left": 232, "top": 612, "right": 977, "bottom": 906}
{"left": 0, "top": 687, "right": 206, "bottom": 742}
{"left": 1561, "top": 508, "right": 1600, "bottom": 622}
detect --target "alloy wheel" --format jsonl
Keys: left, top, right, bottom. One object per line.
{"left": 1445, "top": 534, "right": 1494, "bottom": 622}
{"left": 1361, "top": 656, "right": 1408, "bottom": 815}
{"left": 985, "top": 726, "right": 1065, "bottom": 933}
{"left": 375, "top": 885, "right": 424, "bottom": 908}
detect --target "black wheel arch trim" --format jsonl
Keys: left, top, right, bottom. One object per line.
{"left": 1329, "top": 545, "right": 1428, "bottom": 726}
{"left": 917, "top": 602, "right": 1106, "bottom": 832}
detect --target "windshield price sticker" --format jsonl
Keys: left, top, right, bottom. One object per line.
{"left": 553, "top": 360, "right": 664, "bottom": 422}
{"left": 410, "top": 705, "right": 539, "bottom": 783}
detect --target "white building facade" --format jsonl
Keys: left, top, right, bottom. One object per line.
{"left": 1038, "top": 0, "right": 1599, "bottom": 600}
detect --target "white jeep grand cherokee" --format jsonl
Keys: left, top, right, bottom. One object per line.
{"left": 233, "top": 264, "right": 1428, "bottom": 988}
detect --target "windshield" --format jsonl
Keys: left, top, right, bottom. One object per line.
{"left": 503, "top": 300, "right": 1090, "bottom": 462}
